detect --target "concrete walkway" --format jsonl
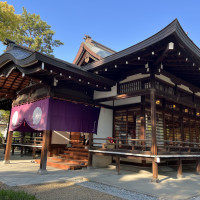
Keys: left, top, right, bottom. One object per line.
{"left": 0, "top": 150, "right": 200, "bottom": 200}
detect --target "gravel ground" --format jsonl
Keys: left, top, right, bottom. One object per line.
{"left": 0, "top": 180, "right": 159, "bottom": 200}
{"left": 0, "top": 181, "right": 123, "bottom": 200}
{"left": 77, "top": 181, "right": 158, "bottom": 200}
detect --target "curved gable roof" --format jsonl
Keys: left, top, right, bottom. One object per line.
{"left": 83, "top": 19, "right": 200, "bottom": 71}
{"left": 0, "top": 41, "right": 115, "bottom": 94}
{"left": 73, "top": 35, "right": 116, "bottom": 65}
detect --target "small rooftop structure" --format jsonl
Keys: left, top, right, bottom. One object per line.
{"left": 73, "top": 35, "right": 116, "bottom": 66}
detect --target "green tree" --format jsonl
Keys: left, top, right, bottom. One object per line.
{"left": 0, "top": 2, "right": 21, "bottom": 41}
{"left": 0, "top": 2, "right": 63, "bottom": 56}
{"left": 0, "top": 110, "right": 10, "bottom": 123}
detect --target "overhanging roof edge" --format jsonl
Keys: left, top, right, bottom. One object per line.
{"left": 83, "top": 19, "right": 200, "bottom": 71}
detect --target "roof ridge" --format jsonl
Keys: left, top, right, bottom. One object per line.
{"left": 83, "top": 19, "right": 181, "bottom": 70}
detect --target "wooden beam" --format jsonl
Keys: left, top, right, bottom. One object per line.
{"left": 153, "top": 42, "right": 173, "bottom": 66}
{"left": 0, "top": 89, "right": 15, "bottom": 95}
{"left": 38, "top": 130, "right": 51, "bottom": 174}
{"left": 3, "top": 131, "right": 13, "bottom": 164}
{"left": 161, "top": 70, "right": 200, "bottom": 93}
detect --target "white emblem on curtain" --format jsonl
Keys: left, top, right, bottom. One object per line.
{"left": 12, "top": 111, "right": 18, "bottom": 126}
{"left": 33, "top": 107, "right": 42, "bottom": 125}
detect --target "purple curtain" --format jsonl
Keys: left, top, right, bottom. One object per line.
{"left": 9, "top": 98, "right": 100, "bottom": 134}
{"left": 9, "top": 98, "right": 49, "bottom": 132}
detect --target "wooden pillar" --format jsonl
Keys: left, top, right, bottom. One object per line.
{"left": 116, "top": 155, "right": 120, "bottom": 175}
{"left": 32, "top": 137, "right": 36, "bottom": 159}
{"left": 172, "top": 110, "right": 175, "bottom": 141}
{"left": 150, "top": 69, "right": 159, "bottom": 182}
{"left": 177, "top": 158, "right": 183, "bottom": 178}
{"left": 197, "top": 158, "right": 200, "bottom": 175}
{"left": 140, "top": 96, "right": 146, "bottom": 165}
{"left": 140, "top": 96, "right": 146, "bottom": 143}
{"left": 87, "top": 133, "right": 93, "bottom": 169}
{"left": 38, "top": 130, "right": 51, "bottom": 174}
{"left": 20, "top": 132, "right": 25, "bottom": 157}
{"left": 4, "top": 131, "right": 13, "bottom": 164}
{"left": 152, "top": 160, "right": 159, "bottom": 182}
{"left": 151, "top": 89, "right": 157, "bottom": 155}
{"left": 115, "top": 138, "right": 120, "bottom": 174}
{"left": 180, "top": 105, "right": 184, "bottom": 144}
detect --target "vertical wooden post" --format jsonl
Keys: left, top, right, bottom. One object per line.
{"left": 140, "top": 96, "right": 146, "bottom": 148}
{"left": 177, "top": 158, "right": 183, "bottom": 178}
{"left": 172, "top": 110, "right": 175, "bottom": 141}
{"left": 38, "top": 130, "right": 51, "bottom": 174}
{"left": 20, "top": 132, "right": 25, "bottom": 157}
{"left": 151, "top": 89, "right": 157, "bottom": 155}
{"left": 4, "top": 131, "right": 13, "bottom": 164}
{"left": 141, "top": 96, "right": 146, "bottom": 165}
{"left": 116, "top": 156, "right": 120, "bottom": 175}
{"left": 87, "top": 133, "right": 93, "bottom": 169}
{"left": 180, "top": 105, "right": 184, "bottom": 145}
{"left": 162, "top": 99, "right": 167, "bottom": 147}
{"left": 116, "top": 138, "right": 120, "bottom": 174}
{"left": 150, "top": 69, "right": 159, "bottom": 182}
{"left": 32, "top": 137, "right": 36, "bottom": 159}
{"left": 197, "top": 158, "right": 200, "bottom": 175}
{"left": 152, "top": 159, "right": 159, "bottom": 182}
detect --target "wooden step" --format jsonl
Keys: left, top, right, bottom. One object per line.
{"left": 63, "top": 151, "right": 88, "bottom": 156}
{"left": 72, "top": 144, "right": 86, "bottom": 148}
{"left": 60, "top": 154, "right": 88, "bottom": 160}
{"left": 35, "top": 159, "right": 87, "bottom": 170}
{"left": 66, "top": 147, "right": 88, "bottom": 152}
{"left": 49, "top": 157, "right": 88, "bottom": 165}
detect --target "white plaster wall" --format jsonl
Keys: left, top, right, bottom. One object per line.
{"left": 95, "top": 107, "right": 113, "bottom": 139}
{"left": 178, "top": 84, "right": 192, "bottom": 93}
{"left": 94, "top": 85, "right": 117, "bottom": 100}
{"left": 120, "top": 73, "right": 150, "bottom": 84}
{"left": 196, "top": 92, "right": 200, "bottom": 97}
{"left": 155, "top": 74, "right": 175, "bottom": 85}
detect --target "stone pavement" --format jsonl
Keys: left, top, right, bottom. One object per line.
{"left": 0, "top": 150, "right": 200, "bottom": 200}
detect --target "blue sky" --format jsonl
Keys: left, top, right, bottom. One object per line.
{"left": 1, "top": 0, "right": 200, "bottom": 63}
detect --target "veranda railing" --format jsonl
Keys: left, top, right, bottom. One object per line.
{"left": 91, "top": 138, "right": 200, "bottom": 154}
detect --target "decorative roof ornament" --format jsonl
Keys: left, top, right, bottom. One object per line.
{"left": 4, "top": 38, "right": 16, "bottom": 50}
{"left": 84, "top": 35, "right": 92, "bottom": 43}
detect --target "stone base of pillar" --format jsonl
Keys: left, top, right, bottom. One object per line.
{"left": 87, "top": 166, "right": 93, "bottom": 170}
{"left": 151, "top": 178, "right": 160, "bottom": 183}
{"left": 3, "top": 160, "right": 10, "bottom": 164}
{"left": 177, "top": 174, "right": 183, "bottom": 179}
{"left": 37, "top": 169, "right": 48, "bottom": 175}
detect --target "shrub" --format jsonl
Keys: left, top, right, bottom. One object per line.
{"left": 0, "top": 132, "right": 3, "bottom": 145}
{"left": 0, "top": 190, "right": 37, "bottom": 200}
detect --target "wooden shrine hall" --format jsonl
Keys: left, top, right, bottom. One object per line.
{"left": 1, "top": 19, "right": 200, "bottom": 182}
